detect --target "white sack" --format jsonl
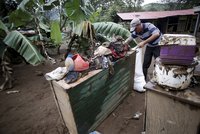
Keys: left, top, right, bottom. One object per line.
{"left": 133, "top": 48, "right": 146, "bottom": 92}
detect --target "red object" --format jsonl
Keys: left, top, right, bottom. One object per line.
{"left": 72, "top": 54, "right": 89, "bottom": 71}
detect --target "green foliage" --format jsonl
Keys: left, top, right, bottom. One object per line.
{"left": 0, "top": 41, "right": 6, "bottom": 58}
{"left": 3, "top": 30, "right": 44, "bottom": 65}
{"left": 0, "top": 20, "right": 9, "bottom": 33}
{"left": 43, "top": 0, "right": 59, "bottom": 10}
{"left": 50, "top": 21, "right": 62, "bottom": 44}
{"left": 142, "top": 3, "right": 169, "bottom": 11}
{"left": 65, "top": 0, "right": 94, "bottom": 26}
{"left": 143, "top": 0, "right": 200, "bottom": 11}
{"left": 0, "top": 20, "right": 9, "bottom": 39}
{"left": 65, "top": 0, "right": 86, "bottom": 25}
{"left": 9, "top": 8, "right": 32, "bottom": 27}
{"left": 17, "top": 0, "right": 36, "bottom": 10}
{"left": 0, "top": 18, "right": 44, "bottom": 66}
{"left": 89, "top": 10, "right": 101, "bottom": 23}
{"left": 39, "top": 22, "right": 50, "bottom": 33}
{"left": 93, "top": 22, "right": 137, "bottom": 47}
{"left": 90, "top": 0, "right": 144, "bottom": 22}
{"left": 93, "top": 22, "right": 130, "bottom": 39}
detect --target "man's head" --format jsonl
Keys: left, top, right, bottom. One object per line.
{"left": 130, "top": 18, "right": 142, "bottom": 33}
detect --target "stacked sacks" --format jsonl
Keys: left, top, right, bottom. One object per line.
{"left": 153, "top": 34, "right": 198, "bottom": 90}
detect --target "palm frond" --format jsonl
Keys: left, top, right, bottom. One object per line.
{"left": 3, "top": 30, "right": 44, "bottom": 65}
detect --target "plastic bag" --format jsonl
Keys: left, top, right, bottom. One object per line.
{"left": 134, "top": 48, "right": 146, "bottom": 92}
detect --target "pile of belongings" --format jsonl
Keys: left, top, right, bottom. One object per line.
{"left": 45, "top": 54, "right": 89, "bottom": 83}
{"left": 45, "top": 36, "right": 130, "bottom": 84}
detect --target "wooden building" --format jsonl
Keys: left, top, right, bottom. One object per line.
{"left": 117, "top": 9, "right": 200, "bottom": 43}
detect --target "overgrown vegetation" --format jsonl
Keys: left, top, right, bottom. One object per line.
{"left": 143, "top": 0, "right": 199, "bottom": 11}
{"left": 0, "top": 0, "right": 134, "bottom": 90}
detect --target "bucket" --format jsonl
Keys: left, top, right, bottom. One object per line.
{"left": 72, "top": 54, "right": 89, "bottom": 71}
{"left": 153, "top": 57, "right": 197, "bottom": 90}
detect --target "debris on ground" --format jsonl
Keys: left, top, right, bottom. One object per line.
{"left": 124, "top": 111, "right": 143, "bottom": 120}
{"left": 6, "top": 90, "right": 20, "bottom": 94}
{"left": 133, "top": 111, "right": 143, "bottom": 120}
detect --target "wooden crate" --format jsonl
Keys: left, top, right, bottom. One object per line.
{"left": 50, "top": 50, "right": 136, "bottom": 134}
{"left": 144, "top": 82, "right": 200, "bottom": 134}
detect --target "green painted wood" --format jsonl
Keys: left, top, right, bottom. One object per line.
{"left": 62, "top": 51, "right": 136, "bottom": 134}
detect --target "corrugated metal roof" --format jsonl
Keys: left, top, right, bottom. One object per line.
{"left": 117, "top": 9, "right": 196, "bottom": 20}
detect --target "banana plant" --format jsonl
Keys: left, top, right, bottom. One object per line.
{"left": 93, "top": 21, "right": 137, "bottom": 47}
{"left": 0, "top": 0, "right": 95, "bottom": 90}
{"left": 8, "top": 0, "right": 95, "bottom": 45}
{"left": 65, "top": 21, "right": 137, "bottom": 59}
{"left": 0, "top": 20, "right": 45, "bottom": 91}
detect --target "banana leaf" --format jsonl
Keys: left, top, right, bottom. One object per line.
{"left": 0, "top": 20, "right": 8, "bottom": 34}
{"left": 65, "top": 0, "right": 93, "bottom": 26}
{"left": 0, "top": 41, "right": 6, "bottom": 57}
{"left": 3, "top": 30, "right": 44, "bottom": 66}
{"left": 9, "top": 9, "right": 32, "bottom": 27}
{"left": 0, "top": 20, "right": 8, "bottom": 40}
{"left": 50, "top": 20, "right": 62, "bottom": 44}
{"left": 39, "top": 22, "right": 50, "bottom": 33}
{"left": 93, "top": 22, "right": 130, "bottom": 39}
{"left": 17, "top": 0, "right": 35, "bottom": 11}
{"left": 93, "top": 22, "right": 137, "bottom": 47}
{"left": 43, "top": 0, "right": 59, "bottom": 10}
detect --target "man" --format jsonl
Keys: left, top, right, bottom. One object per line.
{"left": 125, "top": 18, "right": 162, "bottom": 81}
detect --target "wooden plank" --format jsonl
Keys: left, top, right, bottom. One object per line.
{"left": 50, "top": 81, "right": 67, "bottom": 130}
{"left": 144, "top": 82, "right": 200, "bottom": 107}
{"left": 52, "top": 81, "right": 78, "bottom": 134}
{"left": 146, "top": 90, "right": 200, "bottom": 134}
{"left": 56, "top": 69, "right": 102, "bottom": 90}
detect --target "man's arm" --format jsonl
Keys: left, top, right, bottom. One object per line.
{"left": 138, "top": 32, "right": 160, "bottom": 48}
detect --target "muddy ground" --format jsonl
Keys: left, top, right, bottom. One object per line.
{"left": 0, "top": 54, "right": 145, "bottom": 134}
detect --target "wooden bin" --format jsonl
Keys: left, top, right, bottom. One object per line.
{"left": 50, "top": 50, "right": 136, "bottom": 134}
{"left": 144, "top": 82, "right": 200, "bottom": 134}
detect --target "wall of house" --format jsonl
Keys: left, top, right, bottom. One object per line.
{"left": 144, "top": 16, "right": 199, "bottom": 44}
{"left": 118, "top": 15, "right": 200, "bottom": 45}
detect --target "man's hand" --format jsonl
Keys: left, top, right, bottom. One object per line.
{"left": 137, "top": 32, "right": 160, "bottom": 48}
{"left": 138, "top": 41, "right": 146, "bottom": 48}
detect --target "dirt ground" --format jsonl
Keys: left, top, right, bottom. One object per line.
{"left": 0, "top": 55, "right": 146, "bottom": 134}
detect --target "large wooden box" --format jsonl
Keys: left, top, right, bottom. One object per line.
{"left": 144, "top": 82, "right": 200, "bottom": 134}
{"left": 50, "top": 51, "right": 136, "bottom": 134}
